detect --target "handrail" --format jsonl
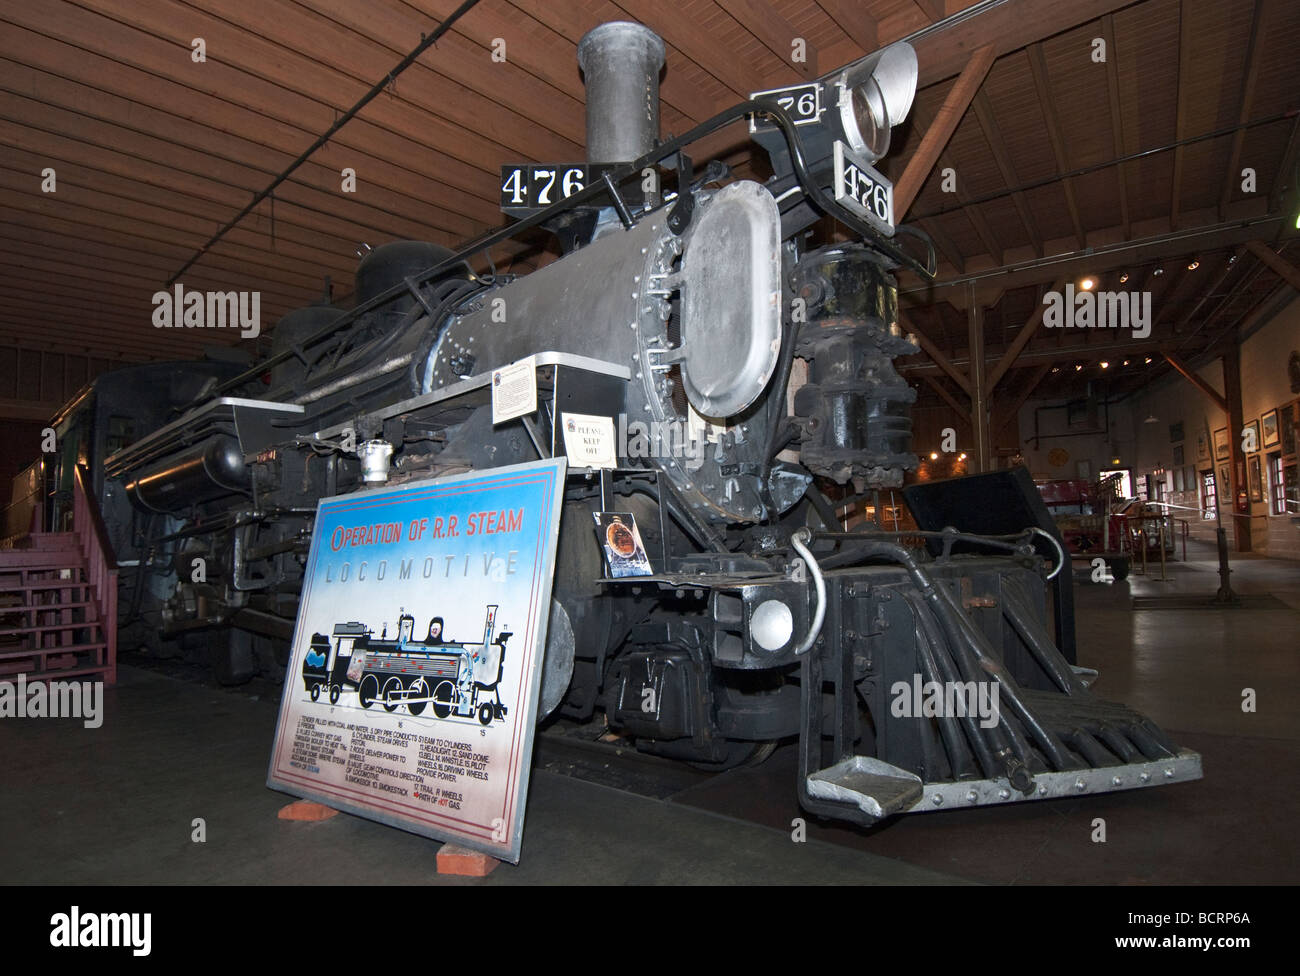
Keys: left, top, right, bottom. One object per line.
{"left": 73, "top": 463, "right": 117, "bottom": 684}
{"left": 73, "top": 465, "right": 116, "bottom": 572}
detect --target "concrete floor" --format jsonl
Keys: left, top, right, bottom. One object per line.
{"left": 1, "top": 537, "right": 1295, "bottom": 884}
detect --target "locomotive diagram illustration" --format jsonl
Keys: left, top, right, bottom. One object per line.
{"left": 301, "top": 604, "right": 511, "bottom": 726}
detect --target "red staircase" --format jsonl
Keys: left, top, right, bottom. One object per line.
{"left": 0, "top": 465, "right": 117, "bottom": 684}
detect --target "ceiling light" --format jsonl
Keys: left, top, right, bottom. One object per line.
{"left": 1100, "top": 361, "right": 1109, "bottom": 369}
{"left": 930, "top": 452, "right": 939, "bottom": 460}
{"left": 1144, "top": 414, "right": 1159, "bottom": 424}
{"left": 1144, "top": 356, "right": 1153, "bottom": 364}
{"left": 1122, "top": 359, "right": 1130, "bottom": 366}
{"left": 1152, "top": 267, "right": 1164, "bottom": 276}
{"left": 1080, "top": 277, "right": 1096, "bottom": 291}
{"left": 1051, "top": 366, "right": 1060, "bottom": 373}
{"left": 1187, "top": 260, "right": 1200, "bottom": 270}
{"left": 1119, "top": 272, "right": 1129, "bottom": 284}
{"left": 959, "top": 453, "right": 967, "bottom": 460}
{"left": 1075, "top": 364, "right": 1084, "bottom": 371}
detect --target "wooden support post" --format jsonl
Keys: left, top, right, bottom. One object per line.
{"left": 1163, "top": 353, "right": 1228, "bottom": 412}
{"left": 923, "top": 374, "right": 970, "bottom": 418}
{"left": 1244, "top": 241, "right": 1300, "bottom": 292}
{"left": 1222, "top": 342, "right": 1251, "bottom": 552}
{"left": 968, "top": 286, "right": 991, "bottom": 471}
{"left": 994, "top": 363, "right": 1053, "bottom": 436}
{"left": 987, "top": 278, "right": 1065, "bottom": 391}
{"left": 911, "top": 326, "right": 972, "bottom": 395}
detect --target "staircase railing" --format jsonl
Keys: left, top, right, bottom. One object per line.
{"left": 73, "top": 464, "right": 117, "bottom": 684}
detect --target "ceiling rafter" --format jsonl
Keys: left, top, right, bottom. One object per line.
{"left": 715, "top": 1, "right": 819, "bottom": 80}
{"left": 1169, "top": 0, "right": 1196, "bottom": 232}
{"left": 971, "top": 89, "right": 1043, "bottom": 256}
{"left": 812, "top": 0, "right": 878, "bottom": 53}
{"left": 1025, "top": 42, "right": 1087, "bottom": 252}
{"left": 1098, "top": 14, "right": 1130, "bottom": 242}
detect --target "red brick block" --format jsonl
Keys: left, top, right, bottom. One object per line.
{"left": 437, "top": 843, "right": 500, "bottom": 877}
{"left": 278, "top": 799, "right": 339, "bottom": 821}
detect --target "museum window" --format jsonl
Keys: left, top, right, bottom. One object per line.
{"left": 1201, "top": 470, "right": 1216, "bottom": 520}
{"left": 1279, "top": 454, "right": 1300, "bottom": 519}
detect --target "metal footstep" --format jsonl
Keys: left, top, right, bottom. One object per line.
{"left": 809, "top": 749, "right": 1203, "bottom": 821}
{"left": 806, "top": 756, "right": 924, "bottom": 820}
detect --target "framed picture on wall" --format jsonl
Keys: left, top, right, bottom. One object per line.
{"left": 1244, "top": 419, "right": 1260, "bottom": 454}
{"left": 1214, "top": 427, "right": 1230, "bottom": 461}
{"left": 1261, "top": 409, "right": 1280, "bottom": 450}
{"left": 1218, "top": 464, "right": 1231, "bottom": 503}
{"left": 1173, "top": 444, "right": 1184, "bottom": 466}
{"left": 1281, "top": 403, "right": 1297, "bottom": 457}
{"left": 1248, "top": 455, "right": 1263, "bottom": 503}
{"left": 1169, "top": 422, "right": 1184, "bottom": 444}
{"left": 1196, "top": 429, "right": 1210, "bottom": 461}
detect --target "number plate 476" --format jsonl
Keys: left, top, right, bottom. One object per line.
{"left": 832, "top": 141, "right": 895, "bottom": 238}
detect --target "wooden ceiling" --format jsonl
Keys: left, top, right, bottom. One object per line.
{"left": 1, "top": 0, "right": 1297, "bottom": 415}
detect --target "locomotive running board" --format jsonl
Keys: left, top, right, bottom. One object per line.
{"left": 807, "top": 749, "right": 1202, "bottom": 821}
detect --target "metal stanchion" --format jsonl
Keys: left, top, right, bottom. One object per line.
{"left": 1155, "top": 517, "right": 1171, "bottom": 582}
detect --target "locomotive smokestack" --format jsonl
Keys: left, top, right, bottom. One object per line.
{"left": 577, "top": 22, "right": 665, "bottom": 164}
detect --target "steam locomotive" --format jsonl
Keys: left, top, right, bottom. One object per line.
{"left": 302, "top": 605, "right": 510, "bottom": 725}
{"left": 55, "top": 22, "right": 1199, "bottom": 825}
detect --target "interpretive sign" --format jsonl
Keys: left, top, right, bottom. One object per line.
{"left": 268, "top": 458, "right": 567, "bottom": 863}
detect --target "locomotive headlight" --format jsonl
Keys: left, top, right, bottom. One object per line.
{"left": 835, "top": 42, "right": 918, "bottom": 163}
{"left": 751, "top": 599, "right": 794, "bottom": 652}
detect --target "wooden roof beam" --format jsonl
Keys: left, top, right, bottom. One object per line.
{"left": 911, "top": 0, "right": 1138, "bottom": 89}
{"left": 919, "top": 217, "right": 966, "bottom": 274}
{"left": 1026, "top": 43, "right": 1086, "bottom": 252}
{"left": 813, "top": 0, "right": 878, "bottom": 54}
{"left": 1218, "top": 0, "right": 1266, "bottom": 219}
{"left": 909, "top": 324, "right": 973, "bottom": 395}
{"left": 987, "top": 278, "right": 1066, "bottom": 390}
{"left": 1164, "top": 353, "right": 1227, "bottom": 412}
{"left": 923, "top": 374, "right": 969, "bottom": 415}
{"left": 716, "top": 0, "right": 819, "bottom": 79}
{"left": 900, "top": 337, "right": 1170, "bottom": 374}
{"left": 913, "top": 0, "right": 947, "bottom": 23}
{"left": 995, "top": 362, "right": 1053, "bottom": 435}
{"left": 971, "top": 90, "right": 1043, "bottom": 257}
{"left": 903, "top": 201, "right": 1286, "bottom": 296}
{"left": 1170, "top": 0, "right": 1195, "bottom": 230}
{"left": 1099, "top": 14, "right": 1131, "bottom": 242}
{"left": 1268, "top": 116, "right": 1300, "bottom": 213}
{"left": 894, "top": 44, "right": 996, "bottom": 219}
{"left": 1244, "top": 241, "right": 1300, "bottom": 292}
